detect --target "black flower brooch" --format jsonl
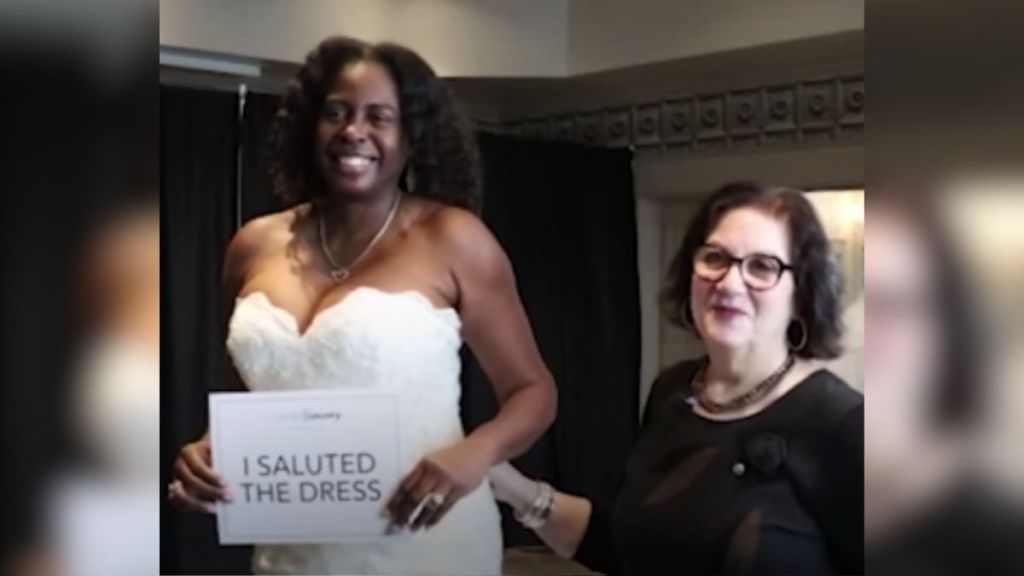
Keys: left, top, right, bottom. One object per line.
{"left": 740, "top": 432, "right": 788, "bottom": 476}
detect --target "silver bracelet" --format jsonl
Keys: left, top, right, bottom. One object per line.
{"left": 514, "top": 480, "right": 554, "bottom": 529}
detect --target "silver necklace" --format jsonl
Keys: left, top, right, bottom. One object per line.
{"left": 317, "top": 193, "right": 400, "bottom": 283}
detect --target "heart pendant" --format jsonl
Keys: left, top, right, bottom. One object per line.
{"left": 330, "top": 268, "right": 349, "bottom": 283}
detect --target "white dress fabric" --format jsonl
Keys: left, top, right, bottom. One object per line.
{"left": 226, "top": 287, "right": 503, "bottom": 575}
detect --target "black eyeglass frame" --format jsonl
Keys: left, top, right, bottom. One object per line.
{"left": 692, "top": 244, "right": 795, "bottom": 290}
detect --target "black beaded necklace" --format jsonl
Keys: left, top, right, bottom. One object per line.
{"left": 684, "top": 354, "right": 796, "bottom": 414}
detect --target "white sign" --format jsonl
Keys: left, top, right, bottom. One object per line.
{"left": 209, "top": 389, "right": 404, "bottom": 544}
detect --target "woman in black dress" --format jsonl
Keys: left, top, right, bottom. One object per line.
{"left": 490, "top": 182, "right": 863, "bottom": 575}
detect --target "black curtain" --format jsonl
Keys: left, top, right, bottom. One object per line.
{"left": 160, "top": 85, "right": 251, "bottom": 575}
{"left": 464, "top": 134, "right": 640, "bottom": 546}
{"left": 239, "top": 91, "right": 286, "bottom": 220}
{"left": 160, "top": 85, "right": 640, "bottom": 571}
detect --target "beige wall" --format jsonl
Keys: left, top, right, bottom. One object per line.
{"left": 159, "top": 0, "right": 569, "bottom": 77}
{"left": 568, "top": 0, "right": 863, "bottom": 74}
{"left": 161, "top": 0, "right": 863, "bottom": 79}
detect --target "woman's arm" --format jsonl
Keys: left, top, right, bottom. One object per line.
{"left": 489, "top": 373, "right": 673, "bottom": 568}
{"left": 489, "top": 462, "right": 623, "bottom": 574}
{"left": 387, "top": 209, "right": 557, "bottom": 529}
{"left": 169, "top": 219, "right": 262, "bottom": 512}
{"left": 489, "top": 462, "right": 592, "bottom": 558}
{"left": 447, "top": 210, "right": 557, "bottom": 462}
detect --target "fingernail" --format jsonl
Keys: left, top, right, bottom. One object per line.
{"left": 223, "top": 492, "right": 234, "bottom": 503}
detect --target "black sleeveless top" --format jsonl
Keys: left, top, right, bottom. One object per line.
{"left": 574, "top": 359, "right": 864, "bottom": 575}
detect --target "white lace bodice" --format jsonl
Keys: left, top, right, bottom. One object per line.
{"left": 225, "top": 287, "right": 502, "bottom": 575}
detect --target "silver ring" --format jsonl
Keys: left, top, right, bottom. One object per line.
{"left": 425, "top": 492, "right": 445, "bottom": 508}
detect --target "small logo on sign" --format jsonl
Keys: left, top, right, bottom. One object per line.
{"left": 302, "top": 408, "right": 341, "bottom": 422}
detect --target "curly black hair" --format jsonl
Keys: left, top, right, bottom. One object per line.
{"left": 268, "top": 36, "right": 481, "bottom": 212}
{"left": 662, "top": 182, "right": 845, "bottom": 360}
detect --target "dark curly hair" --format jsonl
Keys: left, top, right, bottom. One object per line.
{"left": 661, "top": 182, "right": 844, "bottom": 359}
{"left": 268, "top": 36, "right": 481, "bottom": 212}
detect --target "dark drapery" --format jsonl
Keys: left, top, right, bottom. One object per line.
{"left": 160, "top": 86, "right": 251, "bottom": 575}
{"left": 464, "top": 133, "right": 640, "bottom": 545}
{"left": 160, "top": 85, "right": 640, "bottom": 571}
{"left": 239, "top": 91, "right": 286, "bottom": 220}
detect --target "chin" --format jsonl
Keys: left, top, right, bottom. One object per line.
{"left": 700, "top": 316, "right": 752, "bottom": 345}
{"left": 326, "top": 179, "right": 379, "bottom": 198}
{"left": 701, "top": 323, "right": 755, "bottom": 348}
{"left": 700, "top": 331, "right": 745, "bottom": 349}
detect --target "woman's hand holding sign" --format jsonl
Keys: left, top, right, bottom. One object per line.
{"left": 386, "top": 436, "right": 494, "bottom": 531}
{"left": 168, "top": 432, "right": 232, "bottom": 513}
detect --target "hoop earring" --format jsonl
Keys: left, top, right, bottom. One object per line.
{"left": 788, "top": 318, "right": 808, "bottom": 352}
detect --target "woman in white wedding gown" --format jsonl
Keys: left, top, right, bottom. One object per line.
{"left": 168, "top": 37, "right": 557, "bottom": 575}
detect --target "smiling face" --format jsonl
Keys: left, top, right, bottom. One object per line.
{"left": 690, "top": 207, "right": 797, "bottom": 352}
{"left": 314, "top": 59, "right": 407, "bottom": 198}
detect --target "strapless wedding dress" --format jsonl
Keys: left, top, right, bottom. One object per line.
{"left": 226, "top": 287, "right": 503, "bottom": 575}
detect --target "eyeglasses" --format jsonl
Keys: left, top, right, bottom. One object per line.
{"left": 693, "top": 244, "right": 793, "bottom": 290}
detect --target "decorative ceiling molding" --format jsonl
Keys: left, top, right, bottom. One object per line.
{"left": 475, "top": 74, "right": 864, "bottom": 157}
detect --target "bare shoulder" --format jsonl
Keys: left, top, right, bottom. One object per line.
{"left": 224, "top": 205, "right": 305, "bottom": 283}
{"left": 420, "top": 204, "right": 499, "bottom": 253}
{"left": 418, "top": 204, "right": 510, "bottom": 270}
{"left": 413, "top": 204, "right": 518, "bottom": 297}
